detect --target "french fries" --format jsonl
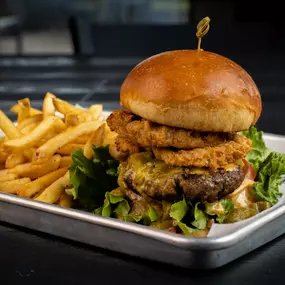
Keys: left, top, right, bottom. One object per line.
{"left": 59, "top": 156, "right": 72, "bottom": 168}
{"left": 0, "top": 93, "right": 114, "bottom": 210}
{"left": 57, "top": 144, "right": 84, "bottom": 155}
{"left": 0, "top": 148, "right": 9, "bottom": 164}
{"left": 103, "top": 130, "right": 118, "bottom": 146}
{"left": 71, "top": 134, "right": 90, "bottom": 144}
{"left": 53, "top": 98, "right": 83, "bottom": 115}
{"left": 5, "top": 153, "right": 27, "bottom": 169}
{"left": 33, "top": 121, "right": 103, "bottom": 164}
{"left": 84, "top": 123, "right": 106, "bottom": 159}
{"left": 18, "top": 167, "right": 68, "bottom": 198}
{"left": 43, "top": 92, "right": 56, "bottom": 118}
{"left": 17, "top": 98, "right": 31, "bottom": 123}
{"left": 0, "top": 178, "right": 31, "bottom": 194}
{"left": 0, "top": 154, "right": 61, "bottom": 179}
{"left": 10, "top": 103, "right": 42, "bottom": 116}
{"left": 58, "top": 192, "right": 73, "bottom": 208}
{"left": 17, "top": 114, "right": 43, "bottom": 131}
{"left": 20, "top": 122, "right": 39, "bottom": 135}
{"left": 35, "top": 171, "right": 70, "bottom": 204}
{"left": 65, "top": 104, "right": 102, "bottom": 126}
{"left": 4, "top": 116, "right": 64, "bottom": 149}
{"left": 0, "top": 110, "right": 22, "bottom": 139}
{"left": 23, "top": 148, "right": 36, "bottom": 161}
{"left": 0, "top": 173, "right": 19, "bottom": 183}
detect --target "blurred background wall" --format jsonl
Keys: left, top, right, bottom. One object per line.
{"left": 1, "top": 0, "right": 284, "bottom": 55}
{"left": 0, "top": 0, "right": 284, "bottom": 134}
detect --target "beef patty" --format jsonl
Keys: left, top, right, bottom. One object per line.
{"left": 118, "top": 152, "right": 245, "bottom": 203}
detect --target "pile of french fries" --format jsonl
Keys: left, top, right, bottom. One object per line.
{"left": 0, "top": 93, "right": 117, "bottom": 208}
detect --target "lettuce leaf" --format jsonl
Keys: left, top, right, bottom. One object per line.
{"left": 124, "top": 205, "right": 159, "bottom": 224}
{"left": 242, "top": 126, "right": 285, "bottom": 206}
{"left": 95, "top": 191, "right": 130, "bottom": 217}
{"left": 178, "top": 222, "right": 200, "bottom": 236}
{"left": 169, "top": 198, "right": 188, "bottom": 222}
{"left": 69, "top": 146, "right": 119, "bottom": 211}
{"left": 253, "top": 152, "right": 285, "bottom": 205}
{"left": 191, "top": 203, "right": 208, "bottom": 230}
{"left": 241, "top": 126, "right": 271, "bottom": 171}
{"left": 170, "top": 198, "right": 208, "bottom": 233}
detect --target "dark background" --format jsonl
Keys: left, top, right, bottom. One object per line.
{"left": 1, "top": 0, "right": 285, "bottom": 134}
{"left": 0, "top": 1, "right": 285, "bottom": 283}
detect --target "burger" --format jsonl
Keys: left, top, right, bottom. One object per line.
{"left": 70, "top": 48, "right": 284, "bottom": 237}
{"left": 103, "top": 49, "right": 267, "bottom": 236}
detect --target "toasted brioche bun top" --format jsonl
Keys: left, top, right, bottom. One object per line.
{"left": 120, "top": 50, "right": 262, "bottom": 132}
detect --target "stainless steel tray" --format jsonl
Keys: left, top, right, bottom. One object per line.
{"left": 0, "top": 132, "right": 284, "bottom": 269}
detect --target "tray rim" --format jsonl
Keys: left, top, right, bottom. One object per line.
{"left": 1, "top": 190, "right": 285, "bottom": 251}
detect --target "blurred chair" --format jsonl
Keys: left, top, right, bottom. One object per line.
{"left": 68, "top": 0, "right": 193, "bottom": 56}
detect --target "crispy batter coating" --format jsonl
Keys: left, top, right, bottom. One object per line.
{"left": 115, "top": 135, "right": 140, "bottom": 154}
{"left": 153, "top": 135, "right": 251, "bottom": 169}
{"left": 107, "top": 110, "right": 233, "bottom": 149}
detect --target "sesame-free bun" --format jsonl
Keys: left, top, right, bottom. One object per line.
{"left": 120, "top": 50, "right": 262, "bottom": 132}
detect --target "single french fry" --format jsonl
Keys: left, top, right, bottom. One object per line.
{"left": 84, "top": 123, "right": 105, "bottom": 159}
{"left": 53, "top": 98, "right": 83, "bottom": 115}
{"left": 57, "top": 144, "right": 84, "bottom": 155}
{"left": 5, "top": 153, "right": 27, "bottom": 169}
{"left": 0, "top": 173, "right": 19, "bottom": 183}
{"left": 0, "top": 110, "right": 22, "bottom": 139}
{"left": 17, "top": 167, "right": 68, "bottom": 198}
{"left": 0, "top": 178, "right": 31, "bottom": 194}
{"left": 17, "top": 98, "right": 31, "bottom": 123}
{"left": 59, "top": 156, "right": 72, "bottom": 168}
{"left": 4, "top": 116, "right": 63, "bottom": 149}
{"left": 89, "top": 104, "right": 103, "bottom": 119}
{"left": 103, "top": 130, "right": 118, "bottom": 146}
{"left": 0, "top": 154, "right": 61, "bottom": 179}
{"left": 53, "top": 118, "right": 66, "bottom": 132}
{"left": 33, "top": 121, "right": 103, "bottom": 164}
{"left": 30, "top": 108, "right": 42, "bottom": 116}
{"left": 35, "top": 171, "right": 70, "bottom": 204}
{"left": 71, "top": 134, "right": 90, "bottom": 144}
{"left": 58, "top": 192, "right": 73, "bottom": 208}
{"left": 17, "top": 114, "right": 43, "bottom": 131}
{"left": 65, "top": 104, "right": 102, "bottom": 126}
{"left": 10, "top": 104, "right": 42, "bottom": 116}
{"left": 43, "top": 92, "right": 56, "bottom": 118}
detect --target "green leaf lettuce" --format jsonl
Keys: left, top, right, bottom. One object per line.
{"left": 241, "top": 126, "right": 271, "bottom": 171}
{"left": 68, "top": 146, "right": 119, "bottom": 211}
{"left": 253, "top": 152, "right": 285, "bottom": 205}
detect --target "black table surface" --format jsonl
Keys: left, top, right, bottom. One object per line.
{"left": 1, "top": 221, "right": 285, "bottom": 284}
{"left": 0, "top": 56, "right": 285, "bottom": 284}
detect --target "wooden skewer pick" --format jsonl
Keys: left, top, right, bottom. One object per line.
{"left": 196, "top": 16, "right": 211, "bottom": 51}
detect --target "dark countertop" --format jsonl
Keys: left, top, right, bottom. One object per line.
{"left": 0, "top": 56, "right": 285, "bottom": 284}
{"left": 1, "top": 221, "right": 285, "bottom": 284}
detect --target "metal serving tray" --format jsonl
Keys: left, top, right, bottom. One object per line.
{"left": 0, "top": 132, "right": 284, "bottom": 269}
